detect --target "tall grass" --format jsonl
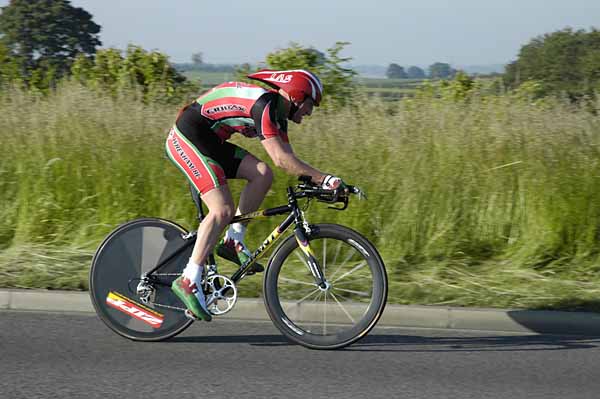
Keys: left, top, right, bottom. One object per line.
{"left": 2, "top": 82, "right": 600, "bottom": 309}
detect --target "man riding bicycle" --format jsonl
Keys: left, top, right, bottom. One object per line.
{"left": 165, "top": 69, "right": 345, "bottom": 321}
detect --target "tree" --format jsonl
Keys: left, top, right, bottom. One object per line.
{"left": 0, "top": 0, "right": 101, "bottom": 78}
{"left": 191, "top": 52, "right": 204, "bottom": 66}
{"left": 265, "top": 43, "right": 327, "bottom": 70}
{"left": 0, "top": 41, "right": 21, "bottom": 86}
{"left": 71, "top": 45, "right": 193, "bottom": 102}
{"left": 240, "top": 41, "right": 357, "bottom": 107}
{"left": 429, "top": 62, "right": 456, "bottom": 79}
{"left": 503, "top": 28, "right": 600, "bottom": 98}
{"left": 406, "top": 66, "right": 426, "bottom": 79}
{"left": 386, "top": 63, "right": 407, "bottom": 79}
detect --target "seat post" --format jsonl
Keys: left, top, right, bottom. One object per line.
{"left": 189, "top": 184, "right": 216, "bottom": 266}
{"left": 189, "top": 183, "right": 205, "bottom": 222}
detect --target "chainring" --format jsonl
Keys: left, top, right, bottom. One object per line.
{"left": 205, "top": 274, "right": 238, "bottom": 315}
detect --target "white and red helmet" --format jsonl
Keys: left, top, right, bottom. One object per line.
{"left": 247, "top": 69, "right": 323, "bottom": 106}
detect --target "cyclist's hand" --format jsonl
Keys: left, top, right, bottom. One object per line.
{"left": 321, "top": 175, "right": 346, "bottom": 190}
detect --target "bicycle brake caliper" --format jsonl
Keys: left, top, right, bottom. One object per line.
{"left": 301, "top": 210, "right": 312, "bottom": 236}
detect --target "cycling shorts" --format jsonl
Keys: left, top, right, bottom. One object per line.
{"left": 165, "top": 124, "right": 249, "bottom": 195}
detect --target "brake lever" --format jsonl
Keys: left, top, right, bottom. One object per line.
{"left": 357, "top": 189, "right": 367, "bottom": 200}
{"left": 328, "top": 197, "right": 348, "bottom": 211}
{"left": 350, "top": 186, "right": 367, "bottom": 200}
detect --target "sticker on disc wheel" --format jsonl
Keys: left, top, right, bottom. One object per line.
{"left": 106, "top": 291, "right": 164, "bottom": 328}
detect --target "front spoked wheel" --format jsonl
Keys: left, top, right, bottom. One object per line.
{"left": 264, "top": 224, "right": 388, "bottom": 349}
{"left": 89, "top": 218, "right": 194, "bottom": 341}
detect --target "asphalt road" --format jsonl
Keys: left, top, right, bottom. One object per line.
{"left": 2, "top": 311, "right": 600, "bottom": 399}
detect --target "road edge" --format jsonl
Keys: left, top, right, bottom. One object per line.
{"left": 2, "top": 288, "right": 600, "bottom": 335}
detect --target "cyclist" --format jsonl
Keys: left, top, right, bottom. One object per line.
{"left": 166, "top": 69, "right": 344, "bottom": 321}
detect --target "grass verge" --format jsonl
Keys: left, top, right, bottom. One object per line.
{"left": 2, "top": 83, "right": 600, "bottom": 311}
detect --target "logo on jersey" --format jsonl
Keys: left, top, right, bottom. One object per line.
{"left": 203, "top": 104, "right": 247, "bottom": 116}
{"left": 169, "top": 130, "right": 201, "bottom": 179}
{"left": 266, "top": 73, "right": 293, "bottom": 84}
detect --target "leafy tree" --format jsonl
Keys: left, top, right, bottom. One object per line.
{"left": 191, "top": 52, "right": 204, "bottom": 66}
{"left": 238, "top": 41, "right": 357, "bottom": 107}
{"left": 428, "top": 62, "right": 456, "bottom": 79}
{"left": 265, "top": 45, "right": 327, "bottom": 70}
{"left": 406, "top": 66, "right": 426, "bottom": 79}
{"left": 0, "top": 41, "right": 21, "bottom": 86}
{"left": 0, "top": 0, "right": 101, "bottom": 79}
{"left": 504, "top": 28, "right": 600, "bottom": 98}
{"left": 71, "top": 45, "right": 193, "bottom": 102}
{"left": 439, "top": 71, "right": 476, "bottom": 100}
{"left": 413, "top": 71, "right": 480, "bottom": 102}
{"left": 386, "top": 63, "right": 407, "bottom": 79}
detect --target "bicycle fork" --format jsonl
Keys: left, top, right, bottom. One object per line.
{"left": 294, "top": 227, "right": 327, "bottom": 289}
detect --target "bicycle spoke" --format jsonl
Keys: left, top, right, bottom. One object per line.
{"left": 279, "top": 284, "right": 319, "bottom": 298}
{"left": 284, "top": 287, "right": 320, "bottom": 314}
{"left": 328, "top": 290, "right": 355, "bottom": 302}
{"left": 332, "top": 261, "right": 367, "bottom": 284}
{"left": 332, "top": 275, "right": 373, "bottom": 291}
{"left": 333, "top": 278, "right": 370, "bottom": 288}
{"left": 332, "top": 287, "right": 371, "bottom": 297}
{"left": 311, "top": 290, "right": 324, "bottom": 306}
{"left": 323, "top": 290, "right": 327, "bottom": 335}
{"left": 279, "top": 277, "right": 318, "bottom": 287}
{"left": 322, "top": 238, "right": 327, "bottom": 276}
{"left": 332, "top": 240, "right": 343, "bottom": 268}
{"left": 329, "top": 247, "right": 358, "bottom": 281}
{"left": 294, "top": 250, "right": 312, "bottom": 274}
{"left": 329, "top": 291, "right": 356, "bottom": 324}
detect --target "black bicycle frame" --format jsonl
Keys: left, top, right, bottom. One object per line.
{"left": 144, "top": 186, "right": 327, "bottom": 288}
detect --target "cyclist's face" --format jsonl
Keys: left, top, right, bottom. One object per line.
{"left": 291, "top": 97, "right": 314, "bottom": 124}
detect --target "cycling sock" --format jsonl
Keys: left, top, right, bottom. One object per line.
{"left": 225, "top": 222, "right": 247, "bottom": 244}
{"left": 182, "top": 259, "right": 203, "bottom": 283}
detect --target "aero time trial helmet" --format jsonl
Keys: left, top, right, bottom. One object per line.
{"left": 247, "top": 69, "right": 323, "bottom": 106}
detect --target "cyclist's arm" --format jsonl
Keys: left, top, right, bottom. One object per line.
{"left": 261, "top": 136, "right": 325, "bottom": 184}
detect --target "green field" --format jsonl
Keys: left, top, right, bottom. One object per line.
{"left": 182, "top": 70, "right": 237, "bottom": 87}
{"left": 2, "top": 83, "right": 600, "bottom": 311}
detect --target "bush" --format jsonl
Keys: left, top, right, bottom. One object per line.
{"left": 71, "top": 45, "right": 196, "bottom": 103}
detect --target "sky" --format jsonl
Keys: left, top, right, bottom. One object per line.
{"left": 2, "top": 0, "right": 600, "bottom": 67}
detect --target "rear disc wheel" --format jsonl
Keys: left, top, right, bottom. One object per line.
{"left": 89, "top": 218, "right": 194, "bottom": 341}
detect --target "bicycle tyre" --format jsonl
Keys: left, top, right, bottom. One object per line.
{"left": 263, "top": 223, "right": 388, "bottom": 349}
{"left": 89, "top": 218, "right": 193, "bottom": 341}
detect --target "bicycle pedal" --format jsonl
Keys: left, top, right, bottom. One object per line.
{"left": 184, "top": 309, "right": 201, "bottom": 321}
{"left": 217, "top": 244, "right": 264, "bottom": 274}
{"left": 244, "top": 263, "right": 264, "bottom": 276}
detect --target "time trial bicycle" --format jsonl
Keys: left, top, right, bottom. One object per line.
{"left": 89, "top": 176, "right": 388, "bottom": 350}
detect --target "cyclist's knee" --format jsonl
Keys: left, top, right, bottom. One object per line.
{"left": 209, "top": 205, "right": 234, "bottom": 224}
{"left": 256, "top": 162, "right": 273, "bottom": 186}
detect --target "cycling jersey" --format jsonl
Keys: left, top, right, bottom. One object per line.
{"left": 183, "top": 81, "right": 289, "bottom": 143}
{"left": 165, "top": 81, "right": 289, "bottom": 195}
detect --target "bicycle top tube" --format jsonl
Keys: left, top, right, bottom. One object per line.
{"left": 229, "top": 177, "right": 358, "bottom": 225}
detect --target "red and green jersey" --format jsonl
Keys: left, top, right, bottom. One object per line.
{"left": 191, "top": 81, "right": 289, "bottom": 143}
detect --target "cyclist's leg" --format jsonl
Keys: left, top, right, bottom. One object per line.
{"left": 235, "top": 153, "right": 273, "bottom": 215}
{"left": 165, "top": 126, "right": 234, "bottom": 319}
{"left": 190, "top": 186, "right": 235, "bottom": 265}
{"left": 214, "top": 149, "right": 271, "bottom": 272}
{"left": 166, "top": 125, "right": 236, "bottom": 264}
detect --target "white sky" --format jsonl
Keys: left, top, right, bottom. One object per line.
{"left": 1, "top": 0, "right": 599, "bottom": 67}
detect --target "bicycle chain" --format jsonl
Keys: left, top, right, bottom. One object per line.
{"left": 150, "top": 302, "right": 186, "bottom": 312}
{"left": 145, "top": 272, "right": 216, "bottom": 313}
